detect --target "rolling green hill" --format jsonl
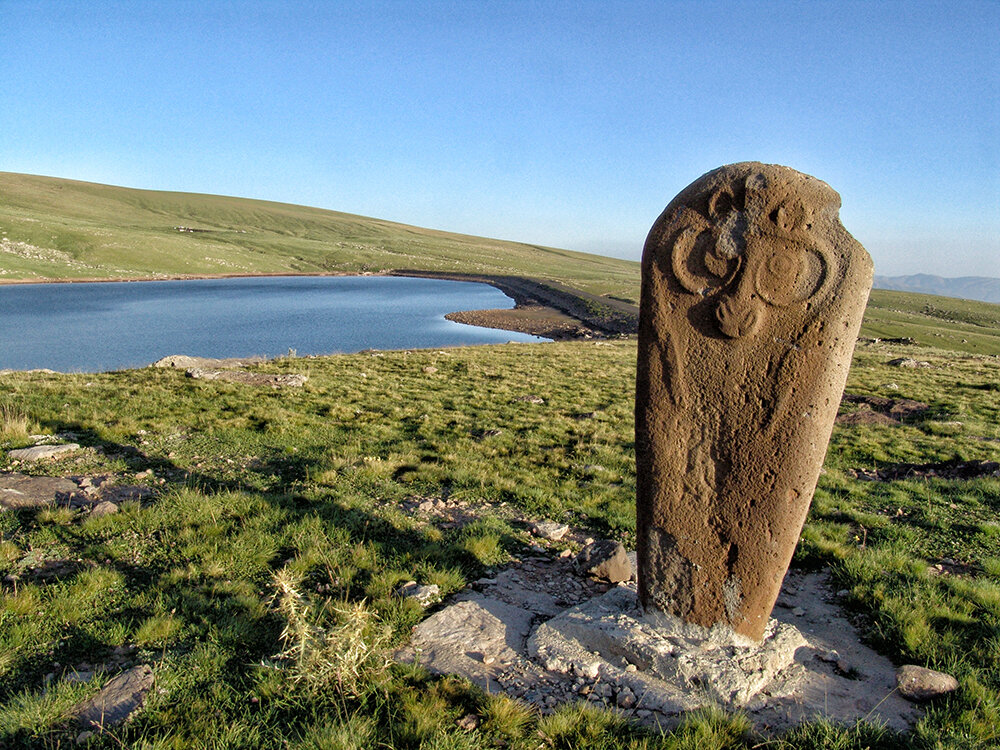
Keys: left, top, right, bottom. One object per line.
{"left": 0, "top": 172, "right": 640, "bottom": 302}
{"left": 3, "top": 171, "right": 999, "bottom": 354}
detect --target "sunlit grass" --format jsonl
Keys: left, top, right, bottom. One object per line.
{"left": 0, "top": 337, "right": 997, "bottom": 746}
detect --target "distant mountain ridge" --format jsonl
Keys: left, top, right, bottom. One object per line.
{"left": 874, "top": 274, "right": 1000, "bottom": 305}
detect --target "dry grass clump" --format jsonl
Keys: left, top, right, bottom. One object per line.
{"left": 272, "top": 568, "right": 392, "bottom": 698}
{"left": 0, "top": 399, "right": 33, "bottom": 440}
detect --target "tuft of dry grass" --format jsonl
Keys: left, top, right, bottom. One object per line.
{"left": 272, "top": 568, "right": 392, "bottom": 698}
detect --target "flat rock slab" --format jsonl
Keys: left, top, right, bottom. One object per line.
{"left": 0, "top": 473, "right": 79, "bottom": 509}
{"left": 186, "top": 368, "right": 307, "bottom": 387}
{"left": 397, "top": 597, "right": 539, "bottom": 693}
{"left": 397, "top": 559, "right": 920, "bottom": 733}
{"left": 153, "top": 354, "right": 265, "bottom": 369}
{"left": 7, "top": 443, "right": 80, "bottom": 462}
{"left": 74, "top": 665, "right": 154, "bottom": 730}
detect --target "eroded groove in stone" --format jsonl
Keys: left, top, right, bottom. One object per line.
{"left": 636, "top": 162, "right": 873, "bottom": 641}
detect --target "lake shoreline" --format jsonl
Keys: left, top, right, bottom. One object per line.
{"left": 0, "top": 270, "right": 638, "bottom": 342}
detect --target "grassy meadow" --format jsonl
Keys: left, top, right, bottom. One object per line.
{"left": 0, "top": 336, "right": 998, "bottom": 748}
{"left": 2, "top": 172, "right": 1000, "bottom": 747}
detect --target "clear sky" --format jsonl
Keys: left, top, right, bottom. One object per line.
{"left": 2, "top": 0, "right": 997, "bottom": 277}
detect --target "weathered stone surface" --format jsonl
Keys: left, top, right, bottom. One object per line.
{"left": 529, "top": 585, "right": 806, "bottom": 708}
{"left": 396, "top": 596, "right": 537, "bottom": 692}
{"left": 636, "top": 163, "right": 873, "bottom": 640}
{"left": 0, "top": 473, "right": 79, "bottom": 509}
{"left": 397, "top": 581, "right": 440, "bottom": 606}
{"left": 576, "top": 540, "right": 631, "bottom": 583}
{"left": 531, "top": 520, "right": 570, "bottom": 541}
{"left": 90, "top": 500, "right": 120, "bottom": 517}
{"left": 153, "top": 354, "right": 265, "bottom": 369}
{"left": 8, "top": 443, "right": 80, "bottom": 462}
{"left": 393, "top": 554, "right": 918, "bottom": 730}
{"left": 186, "top": 368, "right": 307, "bottom": 387}
{"left": 896, "top": 664, "right": 959, "bottom": 702}
{"left": 74, "top": 665, "right": 154, "bottom": 730}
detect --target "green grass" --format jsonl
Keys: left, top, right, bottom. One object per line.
{"left": 0, "top": 338, "right": 997, "bottom": 747}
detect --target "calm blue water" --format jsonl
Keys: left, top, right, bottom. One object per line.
{"left": 0, "top": 276, "right": 547, "bottom": 372}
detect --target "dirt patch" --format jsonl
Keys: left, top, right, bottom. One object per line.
{"left": 394, "top": 270, "right": 638, "bottom": 339}
{"left": 837, "top": 394, "right": 930, "bottom": 426}
{"left": 445, "top": 305, "right": 598, "bottom": 340}
{"left": 847, "top": 459, "right": 1000, "bottom": 482}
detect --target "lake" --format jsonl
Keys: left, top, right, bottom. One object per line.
{"left": 0, "top": 275, "right": 547, "bottom": 372}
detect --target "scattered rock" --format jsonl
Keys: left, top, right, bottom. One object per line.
{"left": 456, "top": 714, "right": 479, "bottom": 731}
{"left": 8, "top": 443, "right": 81, "bottom": 462}
{"left": 153, "top": 355, "right": 264, "bottom": 369}
{"left": 576, "top": 540, "right": 631, "bottom": 583}
{"left": 512, "top": 395, "right": 545, "bottom": 404}
{"left": 186, "top": 369, "right": 307, "bottom": 387}
{"left": 896, "top": 664, "right": 959, "bottom": 702}
{"left": 397, "top": 581, "right": 440, "bottom": 606}
{"left": 835, "top": 410, "right": 899, "bottom": 427}
{"left": 886, "top": 358, "right": 931, "bottom": 368}
{"left": 100, "top": 485, "right": 154, "bottom": 503}
{"left": 89, "top": 501, "right": 119, "bottom": 517}
{"left": 837, "top": 394, "right": 930, "bottom": 426}
{"left": 846, "top": 459, "right": 1000, "bottom": 482}
{"left": 0, "top": 473, "right": 80, "bottom": 509}
{"left": 422, "top": 366, "right": 438, "bottom": 374}
{"left": 74, "top": 665, "right": 154, "bottom": 730}
{"left": 531, "top": 521, "right": 569, "bottom": 541}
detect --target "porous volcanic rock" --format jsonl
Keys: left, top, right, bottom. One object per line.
{"left": 635, "top": 163, "right": 873, "bottom": 640}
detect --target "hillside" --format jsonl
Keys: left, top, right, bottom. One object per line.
{"left": 0, "top": 172, "right": 640, "bottom": 303}
{"left": 875, "top": 273, "right": 1000, "bottom": 305}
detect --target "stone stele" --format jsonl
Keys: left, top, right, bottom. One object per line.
{"left": 636, "top": 162, "right": 873, "bottom": 641}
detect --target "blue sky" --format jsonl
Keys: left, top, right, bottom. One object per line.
{"left": 2, "top": 0, "right": 997, "bottom": 277}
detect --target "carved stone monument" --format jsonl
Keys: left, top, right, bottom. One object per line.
{"left": 636, "top": 162, "right": 873, "bottom": 641}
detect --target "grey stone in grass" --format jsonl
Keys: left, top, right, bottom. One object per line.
{"left": 531, "top": 521, "right": 570, "bottom": 541}
{"left": 896, "top": 664, "right": 959, "bottom": 702}
{"left": 8, "top": 443, "right": 80, "bottom": 462}
{"left": 74, "top": 665, "right": 154, "bottom": 730}
{"left": 89, "top": 501, "right": 119, "bottom": 517}
{"left": 397, "top": 581, "right": 440, "bottom": 606}
{"left": 0, "top": 473, "right": 78, "bottom": 509}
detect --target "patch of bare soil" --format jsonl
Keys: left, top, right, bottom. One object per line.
{"left": 836, "top": 394, "right": 930, "bottom": 426}
{"left": 847, "top": 459, "right": 1000, "bottom": 482}
{"left": 393, "top": 270, "right": 638, "bottom": 340}
{"left": 445, "top": 306, "right": 599, "bottom": 340}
